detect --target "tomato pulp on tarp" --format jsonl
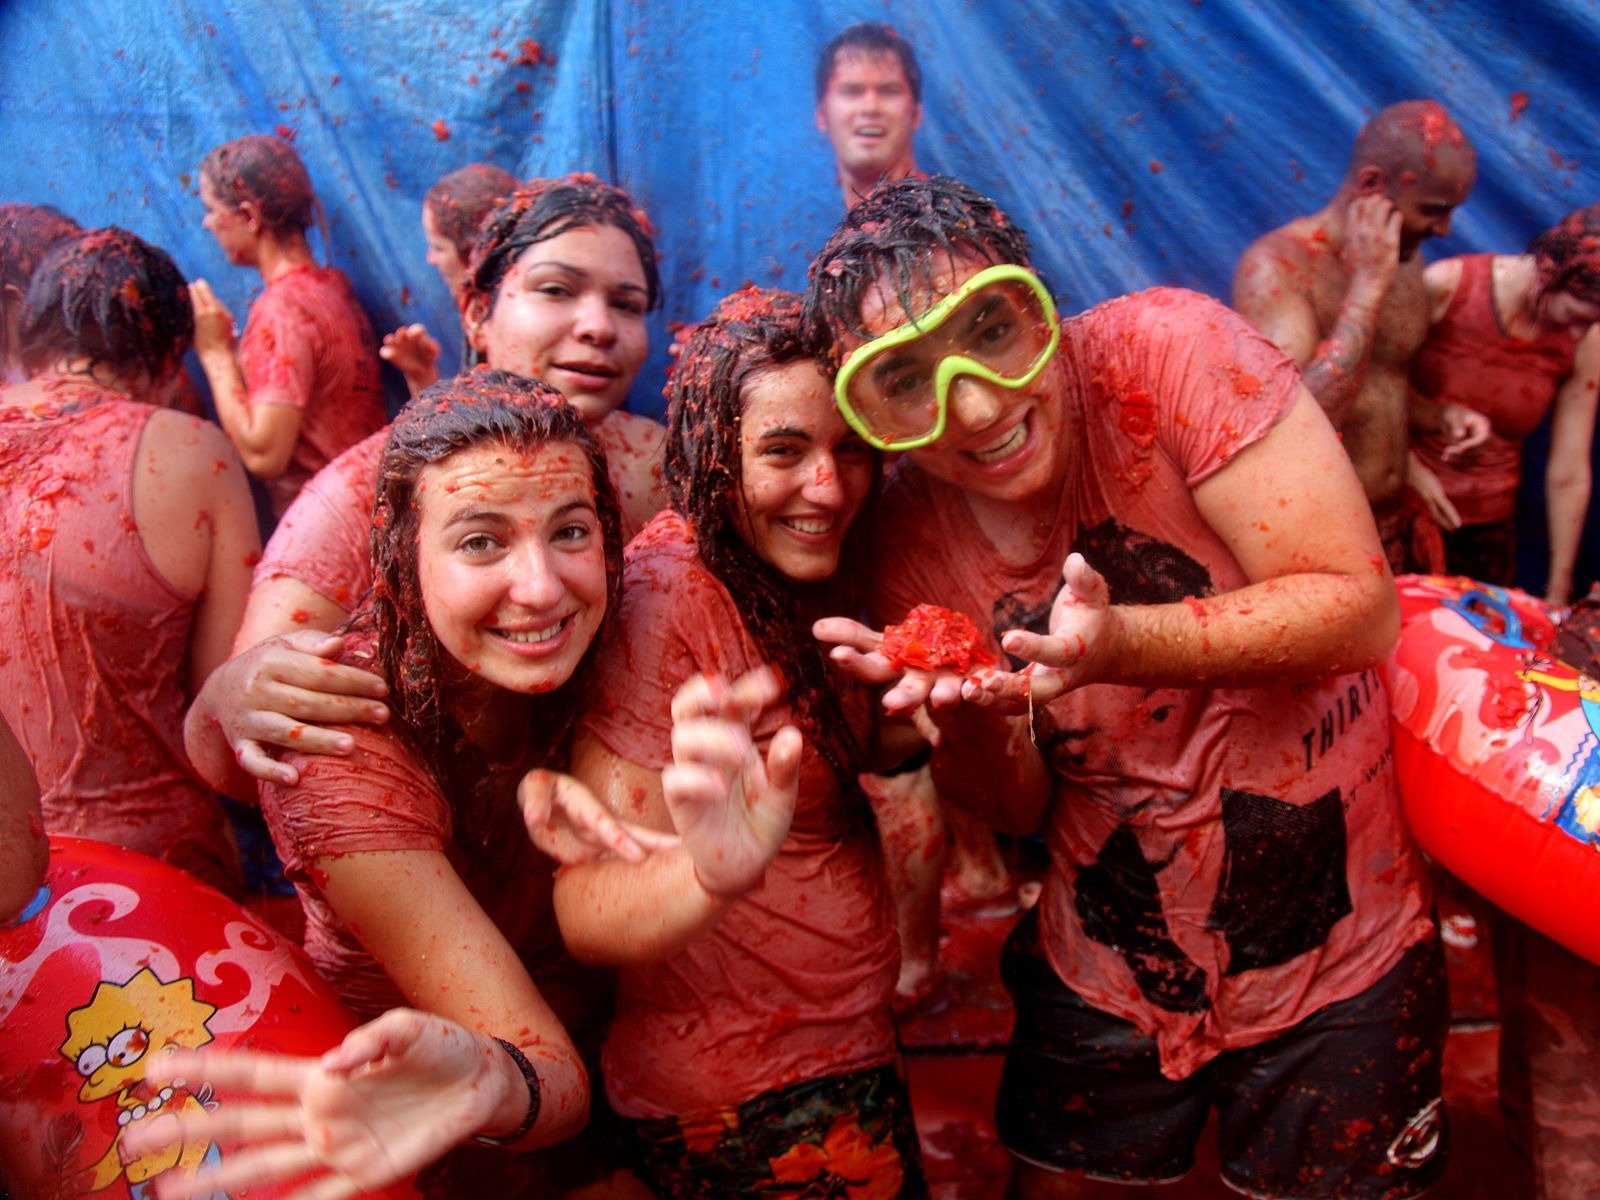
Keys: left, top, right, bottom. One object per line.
{"left": 880, "top": 604, "right": 997, "bottom": 672}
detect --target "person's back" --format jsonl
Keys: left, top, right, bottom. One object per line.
{"left": 1, "top": 229, "right": 257, "bottom": 894}
{"left": 239, "top": 261, "right": 384, "bottom": 512}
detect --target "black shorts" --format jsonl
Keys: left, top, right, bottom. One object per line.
{"left": 996, "top": 909, "right": 1448, "bottom": 1199}
{"left": 623, "top": 1064, "right": 927, "bottom": 1199}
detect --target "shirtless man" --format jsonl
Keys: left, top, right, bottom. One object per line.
{"left": 1234, "top": 99, "right": 1486, "bottom": 573}
{"left": 811, "top": 176, "right": 1446, "bottom": 1199}
{"left": 815, "top": 22, "right": 924, "bottom": 210}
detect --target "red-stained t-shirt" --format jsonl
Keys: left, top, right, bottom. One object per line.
{"left": 0, "top": 385, "right": 237, "bottom": 894}
{"left": 254, "top": 411, "right": 664, "bottom": 612}
{"left": 258, "top": 630, "right": 599, "bottom": 1034}
{"left": 581, "top": 510, "right": 899, "bottom": 1119}
{"left": 237, "top": 265, "right": 385, "bottom": 517}
{"left": 872, "top": 289, "right": 1432, "bottom": 1081}
{"left": 1412, "top": 255, "right": 1581, "bottom": 527}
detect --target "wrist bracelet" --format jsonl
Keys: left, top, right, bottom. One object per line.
{"left": 472, "top": 1038, "right": 542, "bottom": 1147}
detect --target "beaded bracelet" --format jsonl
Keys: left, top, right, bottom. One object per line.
{"left": 472, "top": 1038, "right": 542, "bottom": 1147}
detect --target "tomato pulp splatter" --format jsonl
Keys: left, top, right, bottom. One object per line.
{"left": 881, "top": 604, "right": 997, "bottom": 672}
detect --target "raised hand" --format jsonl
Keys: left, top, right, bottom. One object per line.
{"left": 379, "top": 324, "right": 441, "bottom": 395}
{"left": 518, "top": 767, "right": 681, "bottom": 866}
{"left": 188, "top": 280, "right": 238, "bottom": 356}
{"left": 662, "top": 668, "right": 802, "bottom": 898}
{"left": 1340, "top": 194, "right": 1402, "bottom": 301}
{"left": 121, "top": 1009, "right": 513, "bottom": 1200}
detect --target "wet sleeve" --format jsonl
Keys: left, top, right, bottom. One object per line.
{"left": 1111, "top": 290, "right": 1300, "bottom": 487}
{"left": 253, "top": 434, "right": 381, "bottom": 609}
{"left": 261, "top": 724, "right": 448, "bottom": 875}
{"left": 239, "top": 289, "right": 318, "bottom": 410}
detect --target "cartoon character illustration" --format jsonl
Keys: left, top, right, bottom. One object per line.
{"left": 57, "top": 967, "right": 230, "bottom": 1198}
{"left": 1442, "top": 582, "right": 1600, "bottom": 844}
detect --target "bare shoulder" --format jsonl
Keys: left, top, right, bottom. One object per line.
{"left": 598, "top": 409, "right": 667, "bottom": 455}
{"left": 1234, "top": 220, "right": 1321, "bottom": 304}
{"left": 139, "top": 408, "right": 250, "bottom": 495}
{"left": 1422, "top": 256, "right": 1466, "bottom": 323}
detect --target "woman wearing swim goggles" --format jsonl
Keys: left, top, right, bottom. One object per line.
{"left": 833, "top": 263, "right": 1061, "bottom": 451}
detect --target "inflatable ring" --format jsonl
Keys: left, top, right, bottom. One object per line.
{"left": 1384, "top": 575, "right": 1600, "bottom": 965}
{"left": 0, "top": 835, "right": 418, "bottom": 1199}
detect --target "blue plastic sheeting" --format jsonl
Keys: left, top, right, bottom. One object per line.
{"left": 5, "top": 0, "right": 1598, "bottom": 405}
{"left": 3, "top": 1, "right": 1598, "bottom": 576}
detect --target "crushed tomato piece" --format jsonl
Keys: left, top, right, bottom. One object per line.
{"left": 880, "top": 604, "right": 997, "bottom": 672}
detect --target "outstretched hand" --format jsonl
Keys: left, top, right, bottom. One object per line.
{"left": 662, "top": 667, "right": 801, "bottom": 899}
{"left": 960, "top": 553, "right": 1113, "bottom": 711}
{"left": 519, "top": 768, "right": 681, "bottom": 866}
{"left": 811, "top": 619, "right": 974, "bottom": 714}
{"left": 197, "top": 631, "right": 390, "bottom": 787}
{"left": 121, "top": 1009, "right": 505, "bottom": 1200}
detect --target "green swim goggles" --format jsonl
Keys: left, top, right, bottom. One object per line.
{"left": 834, "top": 264, "right": 1061, "bottom": 452}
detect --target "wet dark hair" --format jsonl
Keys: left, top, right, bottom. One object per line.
{"left": 815, "top": 22, "right": 922, "bottom": 104}
{"left": 804, "top": 175, "right": 1037, "bottom": 362}
{"left": 361, "top": 367, "right": 624, "bottom": 842}
{"left": 424, "top": 163, "right": 520, "bottom": 259}
{"left": 666, "top": 287, "right": 879, "bottom": 780}
{"left": 1529, "top": 202, "right": 1600, "bottom": 307}
{"left": 19, "top": 227, "right": 193, "bottom": 384}
{"left": 0, "top": 203, "right": 82, "bottom": 368}
{"left": 200, "top": 134, "right": 318, "bottom": 235}
{"left": 464, "top": 173, "right": 662, "bottom": 332}
{"left": 0, "top": 204, "right": 81, "bottom": 298}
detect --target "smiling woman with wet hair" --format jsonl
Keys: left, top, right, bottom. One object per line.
{"left": 553, "top": 288, "right": 931, "bottom": 1198}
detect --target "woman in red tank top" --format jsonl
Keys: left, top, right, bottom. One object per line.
{"left": 1411, "top": 202, "right": 1600, "bottom": 603}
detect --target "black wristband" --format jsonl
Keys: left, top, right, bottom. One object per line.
{"left": 472, "top": 1038, "right": 542, "bottom": 1147}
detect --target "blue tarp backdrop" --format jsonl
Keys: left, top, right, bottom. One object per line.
{"left": 2, "top": 0, "right": 1598, "bottom": 581}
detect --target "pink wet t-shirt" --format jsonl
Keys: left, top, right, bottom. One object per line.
{"left": 238, "top": 264, "right": 385, "bottom": 516}
{"left": 873, "top": 289, "right": 1432, "bottom": 1080}
{"left": 581, "top": 511, "right": 899, "bottom": 1119}
{"left": 257, "top": 629, "right": 599, "bottom": 1029}
{"left": 0, "top": 384, "right": 237, "bottom": 893}
{"left": 1411, "top": 255, "right": 1580, "bottom": 527}
{"left": 254, "top": 411, "right": 663, "bottom": 612}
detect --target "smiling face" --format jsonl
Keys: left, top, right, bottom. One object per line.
{"left": 416, "top": 440, "right": 608, "bottom": 698}
{"left": 467, "top": 223, "right": 650, "bottom": 423}
{"left": 844, "top": 256, "right": 1069, "bottom": 506}
{"left": 815, "top": 49, "right": 922, "bottom": 190}
{"left": 422, "top": 202, "right": 469, "bottom": 302}
{"left": 730, "top": 360, "right": 875, "bottom": 583}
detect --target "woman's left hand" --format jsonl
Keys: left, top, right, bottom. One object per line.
{"left": 663, "top": 668, "right": 801, "bottom": 898}
{"left": 518, "top": 768, "right": 681, "bottom": 865}
{"left": 119, "top": 1009, "right": 511, "bottom": 1200}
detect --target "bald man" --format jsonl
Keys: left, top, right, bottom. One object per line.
{"left": 1234, "top": 99, "right": 1488, "bottom": 573}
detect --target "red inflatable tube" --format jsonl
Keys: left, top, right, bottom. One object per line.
{"left": 0, "top": 835, "right": 419, "bottom": 1199}
{"left": 1384, "top": 575, "right": 1600, "bottom": 965}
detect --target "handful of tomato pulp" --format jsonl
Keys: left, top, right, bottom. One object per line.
{"left": 880, "top": 603, "right": 998, "bottom": 673}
